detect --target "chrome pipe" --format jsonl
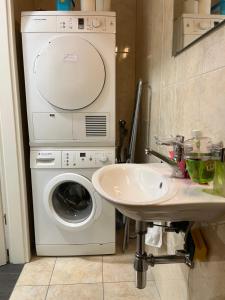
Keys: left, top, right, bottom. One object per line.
{"left": 134, "top": 222, "right": 148, "bottom": 289}
{"left": 147, "top": 254, "right": 186, "bottom": 266}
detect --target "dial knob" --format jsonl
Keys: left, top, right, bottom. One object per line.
{"left": 99, "top": 154, "right": 108, "bottom": 163}
{"left": 92, "top": 18, "right": 101, "bottom": 28}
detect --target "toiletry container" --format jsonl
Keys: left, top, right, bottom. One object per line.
{"left": 213, "top": 148, "right": 225, "bottom": 197}
{"left": 198, "top": 0, "right": 211, "bottom": 14}
{"left": 183, "top": 0, "right": 199, "bottom": 14}
{"left": 96, "top": 0, "right": 111, "bottom": 11}
{"left": 56, "top": 0, "right": 74, "bottom": 10}
{"left": 220, "top": 0, "right": 225, "bottom": 14}
{"left": 184, "top": 130, "right": 215, "bottom": 184}
{"left": 80, "top": 0, "right": 95, "bottom": 11}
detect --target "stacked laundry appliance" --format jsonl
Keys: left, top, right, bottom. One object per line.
{"left": 21, "top": 11, "right": 116, "bottom": 256}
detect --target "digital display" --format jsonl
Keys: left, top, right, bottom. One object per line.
{"left": 80, "top": 153, "right": 86, "bottom": 157}
{"left": 78, "top": 18, "right": 84, "bottom": 29}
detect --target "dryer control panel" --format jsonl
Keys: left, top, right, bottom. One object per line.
{"left": 57, "top": 16, "right": 116, "bottom": 33}
{"left": 21, "top": 13, "right": 116, "bottom": 33}
{"left": 30, "top": 149, "right": 115, "bottom": 169}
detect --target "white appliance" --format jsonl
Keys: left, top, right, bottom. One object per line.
{"left": 21, "top": 11, "right": 116, "bottom": 147}
{"left": 30, "top": 148, "right": 116, "bottom": 256}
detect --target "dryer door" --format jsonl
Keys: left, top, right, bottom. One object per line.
{"left": 44, "top": 173, "right": 102, "bottom": 230}
{"left": 34, "top": 35, "right": 106, "bottom": 110}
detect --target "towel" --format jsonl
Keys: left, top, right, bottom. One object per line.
{"left": 145, "top": 222, "right": 162, "bottom": 248}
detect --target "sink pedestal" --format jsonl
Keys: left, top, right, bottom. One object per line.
{"left": 134, "top": 221, "right": 195, "bottom": 289}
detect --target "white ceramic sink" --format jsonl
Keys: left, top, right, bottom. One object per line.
{"left": 92, "top": 163, "right": 225, "bottom": 222}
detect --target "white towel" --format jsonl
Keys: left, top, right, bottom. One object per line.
{"left": 145, "top": 222, "right": 162, "bottom": 248}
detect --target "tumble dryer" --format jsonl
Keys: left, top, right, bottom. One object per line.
{"left": 30, "top": 148, "right": 116, "bottom": 256}
{"left": 21, "top": 11, "right": 116, "bottom": 147}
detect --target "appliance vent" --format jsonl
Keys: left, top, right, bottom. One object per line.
{"left": 85, "top": 115, "right": 107, "bottom": 137}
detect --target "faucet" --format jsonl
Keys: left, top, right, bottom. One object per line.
{"left": 145, "top": 135, "right": 185, "bottom": 178}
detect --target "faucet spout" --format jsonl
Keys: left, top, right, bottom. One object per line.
{"left": 145, "top": 148, "right": 177, "bottom": 166}
{"left": 145, "top": 135, "right": 185, "bottom": 178}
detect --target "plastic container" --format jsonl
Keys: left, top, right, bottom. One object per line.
{"left": 96, "top": 0, "right": 111, "bottom": 11}
{"left": 56, "top": 0, "right": 74, "bottom": 11}
{"left": 198, "top": 0, "right": 211, "bottom": 14}
{"left": 184, "top": 130, "right": 215, "bottom": 184}
{"left": 220, "top": 0, "right": 225, "bottom": 14}
{"left": 80, "top": 0, "right": 96, "bottom": 11}
{"left": 213, "top": 160, "right": 225, "bottom": 197}
{"left": 183, "top": 0, "right": 199, "bottom": 14}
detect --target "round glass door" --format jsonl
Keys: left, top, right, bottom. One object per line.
{"left": 44, "top": 173, "right": 102, "bottom": 230}
{"left": 52, "top": 181, "right": 93, "bottom": 224}
{"left": 34, "top": 35, "right": 106, "bottom": 110}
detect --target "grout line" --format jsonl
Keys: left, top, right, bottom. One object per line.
{"left": 102, "top": 256, "right": 104, "bottom": 300}
{"left": 44, "top": 257, "right": 57, "bottom": 300}
{"left": 154, "top": 280, "right": 162, "bottom": 300}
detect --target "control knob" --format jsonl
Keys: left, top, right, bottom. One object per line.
{"left": 99, "top": 154, "right": 108, "bottom": 163}
{"left": 92, "top": 18, "right": 101, "bottom": 28}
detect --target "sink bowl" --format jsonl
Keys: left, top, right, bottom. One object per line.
{"left": 92, "top": 163, "right": 225, "bottom": 222}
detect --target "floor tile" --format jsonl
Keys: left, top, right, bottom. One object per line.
{"left": 16, "top": 257, "right": 56, "bottom": 286}
{"left": 46, "top": 283, "right": 103, "bottom": 300}
{"left": 152, "top": 263, "right": 189, "bottom": 282}
{"left": 156, "top": 279, "right": 189, "bottom": 300}
{"left": 103, "top": 253, "right": 154, "bottom": 283}
{"left": 50, "top": 256, "right": 102, "bottom": 285}
{"left": 104, "top": 281, "right": 160, "bottom": 300}
{"left": 9, "top": 286, "right": 48, "bottom": 300}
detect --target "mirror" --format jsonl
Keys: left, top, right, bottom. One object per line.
{"left": 173, "top": 0, "right": 225, "bottom": 55}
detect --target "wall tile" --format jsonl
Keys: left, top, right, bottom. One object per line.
{"left": 203, "top": 25, "right": 225, "bottom": 74}
{"left": 176, "top": 43, "right": 205, "bottom": 83}
{"left": 199, "top": 67, "right": 225, "bottom": 143}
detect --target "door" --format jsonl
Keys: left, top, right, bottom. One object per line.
{"left": 34, "top": 35, "right": 106, "bottom": 110}
{"left": 44, "top": 173, "right": 102, "bottom": 231}
{"left": 0, "top": 182, "right": 7, "bottom": 266}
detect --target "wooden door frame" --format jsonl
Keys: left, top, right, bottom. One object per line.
{"left": 0, "top": 0, "right": 30, "bottom": 263}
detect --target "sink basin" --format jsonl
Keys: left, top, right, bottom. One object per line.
{"left": 92, "top": 163, "right": 225, "bottom": 222}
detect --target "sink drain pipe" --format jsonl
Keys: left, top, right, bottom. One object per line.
{"left": 134, "top": 221, "right": 194, "bottom": 289}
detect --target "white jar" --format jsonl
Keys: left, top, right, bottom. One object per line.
{"left": 96, "top": 0, "right": 111, "bottom": 11}
{"left": 198, "top": 0, "right": 211, "bottom": 14}
{"left": 183, "top": 0, "right": 199, "bottom": 14}
{"left": 80, "top": 0, "right": 96, "bottom": 11}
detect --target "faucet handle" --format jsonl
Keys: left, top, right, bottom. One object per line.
{"left": 155, "top": 135, "right": 184, "bottom": 146}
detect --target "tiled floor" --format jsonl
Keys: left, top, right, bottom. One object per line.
{"left": 10, "top": 234, "right": 189, "bottom": 300}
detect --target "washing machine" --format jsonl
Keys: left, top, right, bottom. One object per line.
{"left": 21, "top": 11, "right": 116, "bottom": 147}
{"left": 30, "top": 148, "right": 116, "bottom": 256}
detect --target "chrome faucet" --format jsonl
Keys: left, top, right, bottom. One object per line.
{"left": 145, "top": 135, "right": 185, "bottom": 178}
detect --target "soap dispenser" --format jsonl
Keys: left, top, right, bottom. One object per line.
{"left": 213, "top": 148, "right": 225, "bottom": 197}
{"left": 184, "top": 130, "right": 215, "bottom": 184}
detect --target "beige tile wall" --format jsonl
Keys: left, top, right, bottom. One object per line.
{"left": 136, "top": 0, "right": 225, "bottom": 299}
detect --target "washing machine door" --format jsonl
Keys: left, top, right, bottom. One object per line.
{"left": 34, "top": 35, "right": 106, "bottom": 110}
{"left": 44, "top": 173, "right": 102, "bottom": 230}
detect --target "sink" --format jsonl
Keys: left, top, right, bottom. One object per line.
{"left": 92, "top": 163, "right": 225, "bottom": 222}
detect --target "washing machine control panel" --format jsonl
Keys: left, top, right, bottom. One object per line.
{"left": 31, "top": 149, "right": 115, "bottom": 169}
{"left": 62, "top": 150, "right": 115, "bottom": 168}
{"left": 57, "top": 16, "right": 116, "bottom": 33}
